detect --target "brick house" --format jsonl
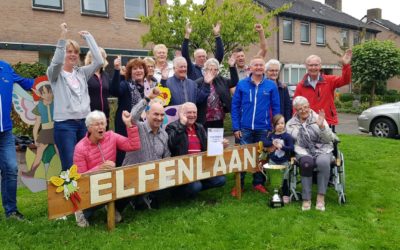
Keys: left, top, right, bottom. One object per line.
{"left": 254, "top": 0, "right": 381, "bottom": 93}
{"left": 0, "top": 0, "right": 154, "bottom": 68}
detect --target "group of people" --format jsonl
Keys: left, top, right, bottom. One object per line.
{"left": 0, "top": 21, "right": 353, "bottom": 225}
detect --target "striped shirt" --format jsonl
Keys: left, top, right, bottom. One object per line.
{"left": 187, "top": 125, "right": 201, "bottom": 154}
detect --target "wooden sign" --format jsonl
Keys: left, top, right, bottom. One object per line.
{"left": 47, "top": 144, "right": 259, "bottom": 222}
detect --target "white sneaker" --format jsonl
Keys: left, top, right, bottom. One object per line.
{"left": 75, "top": 211, "right": 89, "bottom": 228}
{"left": 115, "top": 210, "right": 122, "bottom": 223}
{"left": 55, "top": 215, "right": 67, "bottom": 221}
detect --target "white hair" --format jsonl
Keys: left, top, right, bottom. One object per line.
{"left": 305, "top": 55, "right": 321, "bottom": 64}
{"left": 181, "top": 102, "right": 197, "bottom": 113}
{"left": 173, "top": 56, "right": 187, "bottom": 68}
{"left": 265, "top": 59, "right": 281, "bottom": 71}
{"left": 204, "top": 58, "right": 219, "bottom": 71}
{"left": 292, "top": 96, "right": 309, "bottom": 107}
{"left": 85, "top": 110, "right": 106, "bottom": 128}
{"left": 194, "top": 48, "right": 206, "bottom": 57}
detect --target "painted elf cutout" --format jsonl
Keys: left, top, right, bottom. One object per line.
{"left": 12, "top": 76, "right": 61, "bottom": 192}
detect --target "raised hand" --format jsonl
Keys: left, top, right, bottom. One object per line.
{"left": 114, "top": 56, "right": 121, "bottom": 70}
{"left": 228, "top": 53, "right": 236, "bottom": 67}
{"left": 254, "top": 23, "right": 264, "bottom": 33}
{"left": 161, "top": 63, "right": 169, "bottom": 80}
{"left": 316, "top": 109, "right": 326, "bottom": 129}
{"left": 120, "top": 66, "right": 126, "bottom": 76}
{"left": 122, "top": 110, "right": 132, "bottom": 127}
{"left": 179, "top": 109, "right": 187, "bottom": 126}
{"left": 213, "top": 21, "right": 221, "bottom": 36}
{"left": 78, "top": 30, "right": 90, "bottom": 39}
{"left": 185, "top": 22, "right": 192, "bottom": 38}
{"left": 60, "top": 23, "right": 68, "bottom": 39}
{"left": 147, "top": 87, "right": 160, "bottom": 100}
{"left": 342, "top": 49, "right": 352, "bottom": 65}
{"left": 204, "top": 70, "right": 216, "bottom": 84}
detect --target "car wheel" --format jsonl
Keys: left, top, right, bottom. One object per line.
{"left": 371, "top": 118, "right": 397, "bottom": 138}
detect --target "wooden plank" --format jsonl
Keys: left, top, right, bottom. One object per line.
{"left": 47, "top": 144, "right": 259, "bottom": 219}
{"left": 107, "top": 201, "right": 115, "bottom": 231}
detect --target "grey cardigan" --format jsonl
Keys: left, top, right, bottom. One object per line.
{"left": 47, "top": 34, "right": 103, "bottom": 121}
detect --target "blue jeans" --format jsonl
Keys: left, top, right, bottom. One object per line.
{"left": 0, "top": 130, "right": 19, "bottom": 215}
{"left": 239, "top": 128, "right": 269, "bottom": 187}
{"left": 174, "top": 176, "right": 226, "bottom": 199}
{"left": 54, "top": 119, "right": 86, "bottom": 171}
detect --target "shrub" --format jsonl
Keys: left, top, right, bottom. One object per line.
{"left": 339, "top": 93, "right": 354, "bottom": 102}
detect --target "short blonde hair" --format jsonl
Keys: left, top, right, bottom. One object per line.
{"left": 66, "top": 39, "right": 80, "bottom": 54}
{"left": 143, "top": 57, "right": 155, "bottom": 66}
{"left": 153, "top": 44, "right": 168, "bottom": 55}
{"left": 84, "top": 47, "right": 108, "bottom": 69}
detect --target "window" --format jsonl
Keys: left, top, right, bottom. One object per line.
{"left": 81, "top": 0, "right": 108, "bottom": 17}
{"left": 283, "top": 19, "right": 293, "bottom": 42}
{"left": 353, "top": 31, "right": 360, "bottom": 45}
{"left": 282, "top": 66, "right": 307, "bottom": 85}
{"left": 365, "top": 32, "right": 374, "bottom": 41}
{"left": 32, "top": 0, "right": 63, "bottom": 11}
{"left": 125, "top": 0, "right": 148, "bottom": 20}
{"left": 341, "top": 29, "right": 349, "bottom": 48}
{"left": 316, "top": 25, "right": 326, "bottom": 45}
{"left": 300, "top": 22, "right": 310, "bottom": 44}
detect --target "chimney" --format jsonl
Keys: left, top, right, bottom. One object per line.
{"left": 325, "top": 0, "right": 342, "bottom": 11}
{"left": 367, "top": 8, "right": 382, "bottom": 21}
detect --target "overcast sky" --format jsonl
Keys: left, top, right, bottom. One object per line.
{"left": 314, "top": 0, "right": 400, "bottom": 24}
{"left": 170, "top": 0, "right": 400, "bottom": 25}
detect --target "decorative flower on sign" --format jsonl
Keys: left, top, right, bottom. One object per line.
{"left": 50, "top": 165, "right": 81, "bottom": 212}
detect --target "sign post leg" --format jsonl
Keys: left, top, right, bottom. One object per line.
{"left": 107, "top": 201, "right": 116, "bottom": 231}
{"left": 235, "top": 172, "right": 241, "bottom": 200}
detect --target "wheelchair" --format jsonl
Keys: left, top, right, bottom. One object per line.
{"left": 288, "top": 140, "right": 347, "bottom": 205}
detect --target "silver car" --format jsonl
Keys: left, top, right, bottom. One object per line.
{"left": 357, "top": 102, "right": 400, "bottom": 138}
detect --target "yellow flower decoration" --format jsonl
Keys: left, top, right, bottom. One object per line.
{"left": 156, "top": 84, "right": 171, "bottom": 106}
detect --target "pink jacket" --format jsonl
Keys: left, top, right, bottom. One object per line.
{"left": 73, "top": 126, "right": 141, "bottom": 173}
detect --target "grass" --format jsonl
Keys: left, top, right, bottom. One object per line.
{"left": 1, "top": 134, "right": 400, "bottom": 249}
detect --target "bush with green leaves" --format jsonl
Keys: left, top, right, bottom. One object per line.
{"left": 352, "top": 40, "right": 400, "bottom": 106}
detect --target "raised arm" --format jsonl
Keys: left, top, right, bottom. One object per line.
{"left": 116, "top": 111, "right": 141, "bottom": 152}
{"left": 130, "top": 87, "right": 160, "bottom": 122}
{"left": 228, "top": 54, "right": 239, "bottom": 88}
{"left": 332, "top": 49, "right": 352, "bottom": 89}
{"left": 47, "top": 23, "right": 68, "bottom": 83}
{"left": 109, "top": 56, "right": 125, "bottom": 97}
{"left": 213, "top": 21, "right": 224, "bottom": 63}
{"left": 255, "top": 24, "right": 267, "bottom": 58}
{"left": 182, "top": 22, "right": 195, "bottom": 77}
{"left": 79, "top": 31, "right": 103, "bottom": 80}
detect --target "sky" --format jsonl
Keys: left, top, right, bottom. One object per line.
{"left": 169, "top": 0, "right": 400, "bottom": 25}
{"left": 314, "top": 0, "right": 400, "bottom": 24}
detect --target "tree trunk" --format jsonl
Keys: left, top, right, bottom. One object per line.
{"left": 369, "top": 82, "right": 376, "bottom": 107}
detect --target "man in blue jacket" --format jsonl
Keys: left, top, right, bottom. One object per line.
{"left": 0, "top": 60, "right": 34, "bottom": 220}
{"left": 182, "top": 22, "right": 224, "bottom": 81}
{"left": 231, "top": 56, "right": 281, "bottom": 197}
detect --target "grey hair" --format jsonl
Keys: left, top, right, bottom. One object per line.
{"left": 292, "top": 96, "right": 309, "bottom": 107}
{"left": 173, "top": 56, "right": 187, "bottom": 68}
{"left": 181, "top": 102, "right": 197, "bottom": 113}
{"left": 85, "top": 110, "right": 106, "bottom": 128}
{"left": 265, "top": 59, "right": 281, "bottom": 71}
{"left": 204, "top": 58, "right": 219, "bottom": 71}
{"left": 305, "top": 54, "right": 321, "bottom": 64}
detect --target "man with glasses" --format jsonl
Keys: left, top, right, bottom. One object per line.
{"left": 294, "top": 49, "right": 352, "bottom": 132}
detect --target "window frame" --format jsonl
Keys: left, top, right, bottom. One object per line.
{"left": 300, "top": 22, "right": 311, "bottom": 44}
{"left": 80, "top": 0, "right": 109, "bottom": 17}
{"left": 340, "top": 29, "right": 349, "bottom": 48}
{"left": 282, "top": 19, "right": 294, "bottom": 43}
{"left": 316, "top": 24, "right": 326, "bottom": 46}
{"left": 32, "top": 0, "right": 63, "bottom": 12}
{"left": 282, "top": 65, "right": 307, "bottom": 85}
{"left": 124, "top": 0, "right": 148, "bottom": 21}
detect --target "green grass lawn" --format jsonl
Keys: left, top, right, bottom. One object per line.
{"left": 1, "top": 135, "right": 399, "bottom": 249}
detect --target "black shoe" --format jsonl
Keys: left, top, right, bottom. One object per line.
{"left": 6, "top": 211, "right": 25, "bottom": 221}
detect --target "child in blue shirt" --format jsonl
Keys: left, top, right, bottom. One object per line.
{"left": 264, "top": 114, "right": 294, "bottom": 204}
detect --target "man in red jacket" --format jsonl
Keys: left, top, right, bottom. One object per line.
{"left": 294, "top": 49, "right": 352, "bottom": 132}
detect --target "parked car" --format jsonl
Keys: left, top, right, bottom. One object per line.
{"left": 357, "top": 102, "right": 400, "bottom": 138}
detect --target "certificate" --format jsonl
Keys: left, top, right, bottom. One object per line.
{"left": 207, "top": 128, "right": 224, "bottom": 156}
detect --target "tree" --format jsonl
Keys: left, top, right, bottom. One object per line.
{"left": 352, "top": 40, "right": 400, "bottom": 106}
{"left": 140, "top": 0, "right": 289, "bottom": 58}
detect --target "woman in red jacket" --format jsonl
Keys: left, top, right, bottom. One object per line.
{"left": 73, "top": 110, "right": 141, "bottom": 227}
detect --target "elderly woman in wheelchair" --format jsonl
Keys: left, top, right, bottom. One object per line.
{"left": 286, "top": 96, "right": 337, "bottom": 212}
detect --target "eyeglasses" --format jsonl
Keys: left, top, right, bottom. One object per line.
{"left": 296, "top": 106, "right": 310, "bottom": 113}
